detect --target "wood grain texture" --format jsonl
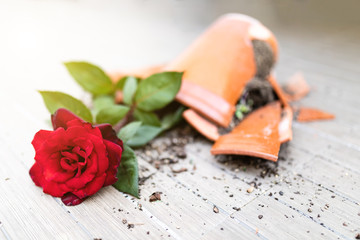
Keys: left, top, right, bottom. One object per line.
{"left": 1, "top": 0, "right": 360, "bottom": 239}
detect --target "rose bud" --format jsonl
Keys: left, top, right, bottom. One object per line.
{"left": 29, "top": 108, "right": 123, "bottom": 206}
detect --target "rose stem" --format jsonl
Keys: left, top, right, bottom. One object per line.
{"left": 113, "top": 105, "right": 135, "bottom": 133}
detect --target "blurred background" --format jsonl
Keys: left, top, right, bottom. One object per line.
{"left": 0, "top": 0, "right": 359, "bottom": 115}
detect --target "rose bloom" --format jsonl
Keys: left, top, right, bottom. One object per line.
{"left": 30, "top": 108, "right": 123, "bottom": 206}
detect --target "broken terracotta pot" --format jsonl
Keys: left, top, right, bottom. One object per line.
{"left": 165, "top": 14, "right": 278, "bottom": 127}
{"left": 211, "top": 102, "right": 282, "bottom": 161}
{"left": 296, "top": 107, "right": 335, "bottom": 122}
{"left": 111, "top": 13, "right": 295, "bottom": 161}
{"left": 283, "top": 72, "right": 310, "bottom": 102}
{"left": 182, "top": 109, "right": 220, "bottom": 141}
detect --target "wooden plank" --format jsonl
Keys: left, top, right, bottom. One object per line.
{"left": 232, "top": 193, "right": 349, "bottom": 240}
{"left": 266, "top": 177, "right": 360, "bottom": 239}
{"left": 60, "top": 187, "right": 176, "bottom": 240}
{"left": 174, "top": 130, "right": 360, "bottom": 238}
{"left": 134, "top": 159, "right": 258, "bottom": 239}
{"left": 200, "top": 218, "right": 266, "bottom": 240}
{"left": 1, "top": 1, "right": 360, "bottom": 239}
{"left": 0, "top": 138, "right": 91, "bottom": 240}
{"left": 289, "top": 126, "right": 360, "bottom": 173}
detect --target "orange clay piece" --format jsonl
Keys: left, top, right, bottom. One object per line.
{"left": 267, "top": 74, "right": 293, "bottom": 143}
{"left": 211, "top": 102, "right": 282, "bottom": 161}
{"left": 283, "top": 72, "right": 310, "bottom": 101}
{"left": 267, "top": 74, "right": 290, "bottom": 107}
{"left": 296, "top": 107, "right": 335, "bottom": 122}
{"left": 183, "top": 109, "right": 220, "bottom": 141}
{"left": 165, "top": 14, "right": 278, "bottom": 127}
{"left": 279, "top": 106, "right": 293, "bottom": 143}
{"left": 176, "top": 81, "right": 235, "bottom": 128}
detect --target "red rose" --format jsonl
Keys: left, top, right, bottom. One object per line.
{"left": 29, "top": 108, "right": 123, "bottom": 206}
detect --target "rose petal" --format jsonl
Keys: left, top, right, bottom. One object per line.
{"left": 66, "top": 124, "right": 103, "bottom": 141}
{"left": 40, "top": 152, "right": 74, "bottom": 183}
{"left": 61, "top": 192, "right": 85, "bottom": 206}
{"left": 72, "top": 138, "right": 94, "bottom": 158}
{"left": 66, "top": 119, "right": 87, "bottom": 129}
{"left": 35, "top": 128, "right": 67, "bottom": 164}
{"left": 72, "top": 173, "right": 107, "bottom": 199}
{"left": 61, "top": 151, "right": 80, "bottom": 161}
{"left": 51, "top": 108, "right": 83, "bottom": 130}
{"left": 29, "top": 163, "right": 45, "bottom": 187}
{"left": 60, "top": 158, "right": 78, "bottom": 171}
{"left": 103, "top": 139, "right": 122, "bottom": 186}
{"left": 42, "top": 180, "right": 68, "bottom": 197}
{"left": 65, "top": 152, "right": 101, "bottom": 189}
{"left": 31, "top": 130, "right": 53, "bottom": 152}
{"left": 95, "top": 124, "right": 123, "bottom": 147}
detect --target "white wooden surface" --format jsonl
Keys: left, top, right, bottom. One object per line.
{"left": 0, "top": 0, "right": 360, "bottom": 239}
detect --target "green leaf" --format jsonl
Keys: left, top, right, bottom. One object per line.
{"left": 235, "top": 110, "right": 244, "bottom": 120}
{"left": 115, "top": 76, "right": 127, "bottom": 90}
{"left": 122, "top": 76, "right": 138, "bottom": 105}
{"left": 64, "top": 62, "right": 113, "bottom": 95}
{"left": 92, "top": 95, "right": 115, "bottom": 115}
{"left": 133, "top": 108, "right": 161, "bottom": 127}
{"left": 39, "top": 91, "right": 93, "bottom": 123}
{"left": 134, "top": 72, "right": 182, "bottom": 111}
{"left": 113, "top": 144, "right": 139, "bottom": 198}
{"left": 161, "top": 106, "right": 185, "bottom": 130}
{"left": 118, "top": 121, "right": 142, "bottom": 142}
{"left": 127, "top": 125, "right": 162, "bottom": 148}
{"left": 96, "top": 105, "right": 130, "bottom": 125}
{"left": 115, "top": 76, "right": 141, "bottom": 90}
{"left": 238, "top": 104, "right": 251, "bottom": 113}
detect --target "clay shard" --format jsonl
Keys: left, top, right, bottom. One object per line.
{"left": 176, "top": 81, "right": 235, "bottom": 127}
{"left": 283, "top": 72, "right": 310, "bottom": 101}
{"left": 211, "top": 102, "right": 282, "bottom": 161}
{"left": 183, "top": 109, "right": 220, "bottom": 141}
{"left": 279, "top": 106, "right": 293, "bottom": 143}
{"left": 267, "top": 74, "right": 289, "bottom": 107}
{"left": 296, "top": 107, "right": 335, "bottom": 122}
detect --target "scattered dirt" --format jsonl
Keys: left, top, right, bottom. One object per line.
{"left": 247, "top": 186, "right": 254, "bottom": 193}
{"left": 171, "top": 167, "right": 188, "bottom": 174}
{"left": 135, "top": 124, "right": 198, "bottom": 187}
{"left": 138, "top": 173, "right": 155, "bottom": 186}
{"left": 136, "top": 124, "right": 196, "bottom": 163}
{"left": 149, "top": 192, "right": 162, "bottom": 202}
{"left": 213, "top": 205, "right": 219, "bottom": 213}
{"left": 215, "top": 154, "right": 281, "bottom": 181}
